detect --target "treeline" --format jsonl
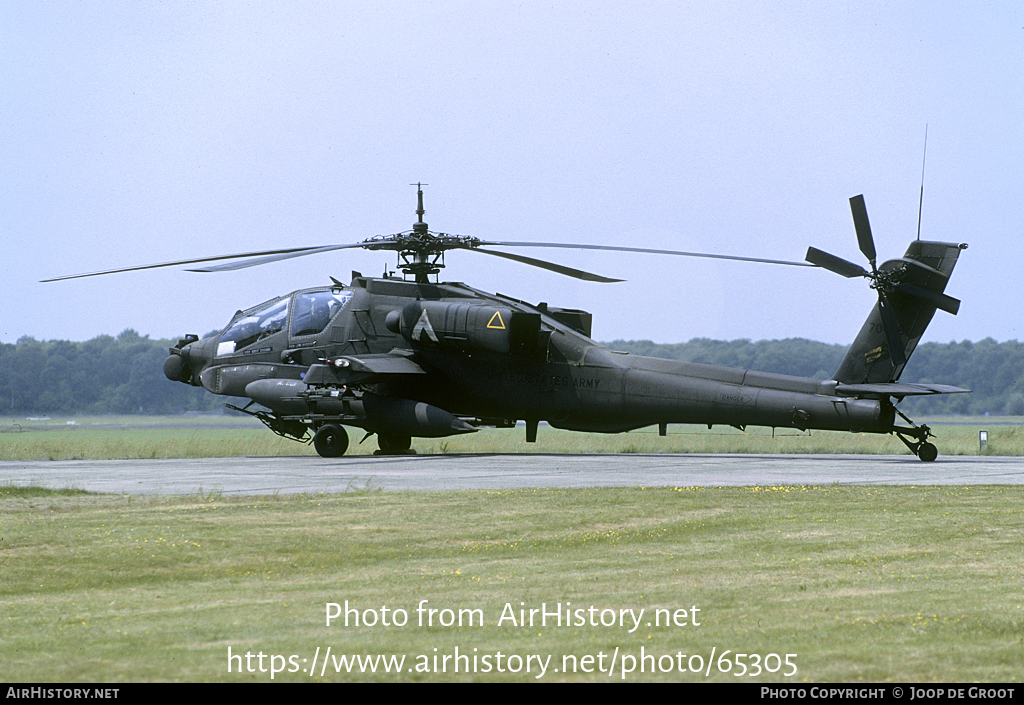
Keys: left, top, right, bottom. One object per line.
{"left": 0, "top": 330, "right": 221, "bottom": 415}
{"left": 1, "top": 331, "right": 1022, "bottom": 416}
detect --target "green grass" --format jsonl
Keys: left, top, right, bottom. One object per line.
{"left": 1, "top": 415, "right": 1021, "bottom": 460}
{"left": 2, "top": 484, "right": 1022, "bottom": 682}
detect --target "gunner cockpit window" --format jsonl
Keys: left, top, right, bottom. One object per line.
{"left": 216, "top": 297, "right": 289, "bottom": 357}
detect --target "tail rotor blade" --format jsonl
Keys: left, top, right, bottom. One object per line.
{"left": 805, "top": 247, "right": 869, "bottom": 279}
{"left": 849, "top": 195, "right": 877, "bottom": 267}
{"left": 895, "top": 282, "right": 961, "bottom": 316}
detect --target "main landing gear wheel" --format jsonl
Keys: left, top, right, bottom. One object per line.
{"left": 313, "top": 424, "right": 349, "bottom": 457}
{"left": 377, "top": 432, "right": 413, "bottom": 455}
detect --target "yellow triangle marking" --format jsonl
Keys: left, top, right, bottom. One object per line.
{"left": 487, "top": 311, "right": 506, "bottom": 329}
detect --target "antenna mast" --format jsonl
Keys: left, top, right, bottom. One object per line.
{"left": 916, "top": 125, "right": 928, "bottom": 241}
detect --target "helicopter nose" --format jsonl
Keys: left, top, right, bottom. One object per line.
{"left": 183, "top": 335, "right": 218, "bottom": 371}
{"left": 163, "top": 350, "right": 189, "bottom": 382}
{"left": 164, "top": 335, "right": 215, "bottom": 384}
{"left": 182, "top": 337, "right": 212, "bottom": 368}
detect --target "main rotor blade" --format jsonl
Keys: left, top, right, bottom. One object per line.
{"left": 470, "top": 248, "right": 623, "bottom": 282}
{"left": 804, "top": 247, "right": 869, "bottom": 278}
{"left": 478, "top": 241, "right": 814, "bottom": 268}
{"left": 187, "top": 244, "right": 367, "bottom": 272}
{"left": 849, "top": 195, "right": 877, "bottom": 266}
{"left": 40, "top": 244, "right": 358, "bottom": 282}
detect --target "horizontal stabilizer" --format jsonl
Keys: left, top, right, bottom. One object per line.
{"left": 836, "top": 382, "right": 971, "bottom": 397}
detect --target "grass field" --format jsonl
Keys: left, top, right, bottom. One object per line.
{"left": 1, "top": 414, "right": 1021, "bottom": 460}
{"left": 3, "top": 415, "right": 1020, "bottom": 681}
{"left": 1, "top": 483, "right": 1022, "bottom": 682}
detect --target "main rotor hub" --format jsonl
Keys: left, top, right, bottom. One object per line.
{"left": 359, "top": 185, "right": 483, "bottom": 282}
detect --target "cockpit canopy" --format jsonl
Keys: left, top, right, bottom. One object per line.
{"left": 216, "top": 288, "right": 353, "bottom": 357}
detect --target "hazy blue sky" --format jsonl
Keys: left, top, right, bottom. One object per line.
{"left": 3, "top": 1, "right": 1021, "bottom": 346}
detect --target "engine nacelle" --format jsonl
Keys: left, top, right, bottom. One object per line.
{"left": 385, "top": 300, "right": 541, "bottom": 355}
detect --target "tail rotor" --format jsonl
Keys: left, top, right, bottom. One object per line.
{"left": 806, "top": 194, "right": 961, "bottom": 370}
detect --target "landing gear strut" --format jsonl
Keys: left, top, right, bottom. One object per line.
{"left": 892, "top": 407, "right": 938, "bottom": 462}
{"left": 377, "top": 432, "right": 413, "bottom": 455}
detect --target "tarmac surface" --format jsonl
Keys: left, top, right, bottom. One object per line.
{"left": 2, "top": 453, "right": 1023, "bottom": 495}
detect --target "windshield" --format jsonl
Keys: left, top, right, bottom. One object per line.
{"left": 217, "top": 297, "right": 289, "bottom": 356}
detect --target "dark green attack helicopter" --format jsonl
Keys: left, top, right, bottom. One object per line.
{"left": 45, "top": 186, "right": 968, "bottom": 460}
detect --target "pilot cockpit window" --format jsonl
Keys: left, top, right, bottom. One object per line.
{"left": 216, "top": 297, "right": 289, "bottom": 357}
{"left": 290, "top": 290, "right": 353, "bottom": 337}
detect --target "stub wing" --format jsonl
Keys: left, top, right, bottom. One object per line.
{"left": 303, "top": 351, "right": 427, "bottom": 386}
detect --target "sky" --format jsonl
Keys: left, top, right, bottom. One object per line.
{"left": 2, "top": 1, "right": 1022, "bottom": 347}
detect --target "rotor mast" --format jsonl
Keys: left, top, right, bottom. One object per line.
{"left": 398, "top": 182, "right": 445, "bottom": 283}
{"left": 414, "top": 182, "right": 427, "bottom": 232}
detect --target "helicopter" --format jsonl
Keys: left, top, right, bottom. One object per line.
{"left": 45, "top": 185, "right": 968, "bottom": 460}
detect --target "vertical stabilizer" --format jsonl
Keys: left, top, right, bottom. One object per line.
{"left": 833, "top": 240, "right": 966, "bottom": 384}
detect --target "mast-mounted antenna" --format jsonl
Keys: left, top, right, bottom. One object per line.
{"left": 916, "top": 126, "right": 928, "bottom": 241}
{"left": 412, "top": 182, "right": 428, "bottom": 233}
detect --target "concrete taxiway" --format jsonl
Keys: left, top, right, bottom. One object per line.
{"left": 2, "top": 454, "right": 1023, "bottom": 495}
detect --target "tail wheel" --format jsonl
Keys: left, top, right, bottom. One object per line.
{"left": 378, "top": 432, "right": 412, "bottom": 455}
{"left": 892, "top": 410, "right": 939, "bottom": 462}
{"left": 314, "top": 424, "right": 349, "bottom": 457}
